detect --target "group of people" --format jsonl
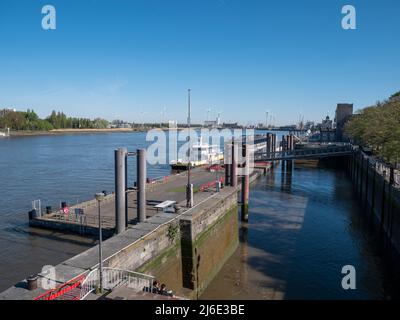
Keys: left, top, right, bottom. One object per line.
{"left": 152, "top": 280, "right": 174, "bottom": 297}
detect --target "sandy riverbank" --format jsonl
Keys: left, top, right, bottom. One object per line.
{"left": 7, "top": 128, "right": 145, "bottom": 137}
{"left": 5, "top": 127, "right": 202, "bottom": 137}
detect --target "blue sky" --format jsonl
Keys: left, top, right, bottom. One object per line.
{"left": 0, "top": 0, "right": 399, "bottom": 125}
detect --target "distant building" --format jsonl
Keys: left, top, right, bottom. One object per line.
{"left": 304, "top": 121, "right": 315, "bottom": 131}
{"left": 335, "top": 103, "right": 353, "bottom": 141}
{"left": 320, "top": 116, "right": 333, "bottom": 130}
{"left": 204, "top": 114, "right": 221, "bottom": 128}
{"left": 278, "top": 125, "right": 297, "bottom": 131}
{"left": 204, "top": 120, "right": 218, "bottom": 128}
{"left": 222, "top": 122, "right": 240, "bottom": 129}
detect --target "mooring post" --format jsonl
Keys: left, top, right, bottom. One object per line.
{"left": 281, "top": 135, "right": 286, "bottom": 172}
{"left": 241, "top": 144, "right": 250, "bottom": 222}
{"left": 272, "top": 134, "right": 276, "bottom": 160}
{"left": 137, "top": 148, "right": 147, "bottom": 223}
{"left": 125, "top": 152, "right": 128, "bottom": 227}
{"left": 267, "top": 133, "right": 271, "bottom": 159}
{"left": 224, "top": 141, "right": 232, "bottom": 187}
{"left": 287, "top": 135, "right": 293, "bottom": 172}
{"left": 231, "top": 142, "right": 238, "bottom": 188}
{"left": 115, "top": 148, "right": 127, "bottom": 234}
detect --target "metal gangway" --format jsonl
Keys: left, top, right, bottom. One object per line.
{"left": 254, "top": 143, "right": 355, "bottom": 162}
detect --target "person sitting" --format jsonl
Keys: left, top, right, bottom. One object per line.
{"left": 152, "top": 280, "right": 161, "bottom": 294}
{"left": 160, "top": 283, "right": 173, "bottom": 297}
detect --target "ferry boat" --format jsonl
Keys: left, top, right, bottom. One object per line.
{"left": 170, "top": 136, "right": 224, "bottom": 170}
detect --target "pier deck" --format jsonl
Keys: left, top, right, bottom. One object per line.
{"left": 30, "top": 167, "right": 225, "bottom": 235}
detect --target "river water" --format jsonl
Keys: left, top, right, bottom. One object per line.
{"left": 201, "top": 161, "right": 399, "bottom": 299}
{"left": 0, "top": 132, "right": 171, "bottom": 292}
{"left": 0, "top": 132, "right": 398, "bottom": 298}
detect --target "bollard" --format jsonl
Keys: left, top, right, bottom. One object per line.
{"left": 115, "top": 148, "right": 127, "bottom": 234}
{"left": 186, "top": 183, "right": 194, "bottom": 207}
{"left": 216, "top": 180, "right": 221, "bottom": 192}
{"left": 137, "top": 148, "right": 147, "bottom": 222}
{"left": 27, "top": 275, "right": 38, "bottom": 291}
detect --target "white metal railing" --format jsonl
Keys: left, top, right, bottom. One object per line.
{"left": 32, "top": 199, "right": 42, "bottom": 217}
{"left": 46, "top": 211, "right": 114, "bottom": 227}
{"left": 79, "top": 267, "right": 154, "bottom": 300}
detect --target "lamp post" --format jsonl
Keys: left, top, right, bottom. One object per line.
{"left": 186, "top": 89, "right": 193, "bottom": 208}
{"left": 95, "top": 192, "right": 105, "bottom": 294}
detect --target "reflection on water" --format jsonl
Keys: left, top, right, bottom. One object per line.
{"left": 201, "top": 162, "right": 399, "bottom": 300}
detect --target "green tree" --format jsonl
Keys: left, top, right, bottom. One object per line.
{"left": 345, "top": 93, "right": 400, "bottom": 164}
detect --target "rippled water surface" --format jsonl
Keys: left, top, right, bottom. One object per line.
{"left": 0, "top": 132, "right": 171, "bottom": 291}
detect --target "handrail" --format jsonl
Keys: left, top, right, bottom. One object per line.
{"left": 79, "top": 267, "right": 154, "bottom": 300}
{"left": 34, "top": 273, "right": 87, "bottom": 300}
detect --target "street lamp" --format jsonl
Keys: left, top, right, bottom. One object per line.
{"left": 95, "top": 192, "right": 105, "bottom": 294}
{"left": 186, "top": 89, "right": 194, "bottom": 208}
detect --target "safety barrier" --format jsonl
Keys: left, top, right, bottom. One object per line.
{"left": 80, "top": 267, "right": 154, "bottom": 300}
{"left": 33, "top": 274, "right": 87, "bottom": 300}
{"left": 199, "top": 177, "right": 224, "bottom": 192}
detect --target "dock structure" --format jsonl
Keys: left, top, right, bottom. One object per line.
{"left": 29, "top": 166, "right": 225, "bottom": 237}
{"left": 8, "top": 134, "right": 287, "bottom": 300}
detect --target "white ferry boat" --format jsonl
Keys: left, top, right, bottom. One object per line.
{"left": 170, "top": 136, "right": 224, "bottom": 170}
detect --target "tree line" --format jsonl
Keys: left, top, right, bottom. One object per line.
{"left": 345, "top": 91, "right": 400, "bottom": 165}
{"left": 0, "top": 109, "right": 109, "bottom": 131}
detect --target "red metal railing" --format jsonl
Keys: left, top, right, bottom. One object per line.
{"left": 199, "top": 177, "right": 224, "bottom": 192}
{"left": 33, "top": 274, "right": 86, "bottom": 300}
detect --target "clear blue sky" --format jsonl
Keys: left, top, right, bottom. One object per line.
{"left": 0, "top": 0, "right": 399, "bottom": 125}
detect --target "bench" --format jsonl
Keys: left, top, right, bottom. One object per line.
{"left": 154, "top": 200, "right": 177, "bottom": 213}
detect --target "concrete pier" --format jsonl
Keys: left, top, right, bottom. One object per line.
{"left": 13, "top": 136, "right": 281, "bottom": 300}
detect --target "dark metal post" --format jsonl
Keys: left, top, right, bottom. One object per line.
{"left": 95, "top": 192, "right": 105, "bottom": 294}
{"left": 186, "top": 89, "right": 193, "bottom": 208}
{"left": 125, "top": 153, "right": 128, "bottom": 227}
{"left": 115, "top": 148, "right": 127, "bottom": 234}
{"left": 98, "top": 201, "right": 103, "bottom": 293}
{"left": 137, "top": 148, "right": 147, "bottom": 222}
{"left": 224, "top": 141, "right": 231, "bottom": 187}
{"left": 241, "top": 144, "right": 250, "bottom": 222}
